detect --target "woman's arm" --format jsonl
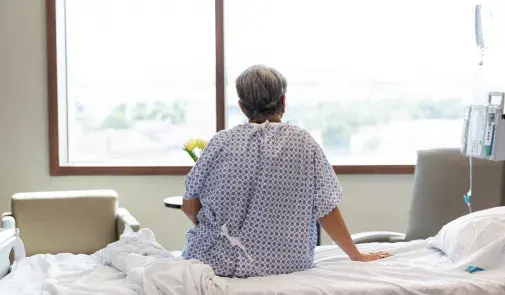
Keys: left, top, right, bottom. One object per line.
{"left": 182, "top": 199, "right": 202, "bottom": 226}
{"left": 312, "top": 143, "right": 390, "bottom": 262}
{"left": 182, "top": 133, "right": 225, "bottom": 226}
{"left": 318, "top": 207, "right": 391, "bottom": 262}
{"left": 318, "top": 207, "right": 362, "bottom": 260}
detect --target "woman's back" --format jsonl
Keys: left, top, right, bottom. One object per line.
{"left": 182, "top": 122, "right": 342, "bottom": 277}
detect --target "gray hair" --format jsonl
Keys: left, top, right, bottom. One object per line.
{"left": 235, "top": 65, "right": 287, "bottom": 122}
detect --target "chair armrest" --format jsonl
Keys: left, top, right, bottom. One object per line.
{"left": 351, "top": 231, "right": 406, "bottom": 244}
{"left": 1, "top": 213, "right": 15, "bottom": 229}
{"left": 117, "top": 208, "right": 140, "bottom": 237}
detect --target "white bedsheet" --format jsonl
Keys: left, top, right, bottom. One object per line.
{"left": 0, "top": 228, "right": 232, "bottom": 295}
{"left": 226, "top": 240, "right": 505, "bottom": 295}
{"left": 0, "top": 229, "right": 504, "bottom": 295}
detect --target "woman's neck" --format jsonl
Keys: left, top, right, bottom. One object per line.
{"left": 249, "top": 115, "right": 282, "bottom": 124}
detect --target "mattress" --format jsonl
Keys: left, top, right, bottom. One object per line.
{"left": 225, "top": 240, "right": 505, "bottom": 294}
{"left": 1, "top": 233, "right": 504, "bottom": 295}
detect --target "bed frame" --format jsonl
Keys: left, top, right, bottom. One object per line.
{"left": 0, "top": 229, "right": 25, "bottom": 280}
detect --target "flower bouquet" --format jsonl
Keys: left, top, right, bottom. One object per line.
{"left": 183, "top": 138, "right": 208, "bottom": 162}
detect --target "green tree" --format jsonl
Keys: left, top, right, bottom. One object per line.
{"left": 322, "top": 122, "right": 352, "bottom": 149}
{"left": 101, "top": 103, "right": 132, "bottom": 129}
{"left": 147, "top": 100, "right": 187, "bottom": 124}
{"left": 131, "top": 103, "right": 149, "bottom": 121}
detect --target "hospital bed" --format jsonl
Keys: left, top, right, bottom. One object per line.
{"left": 0, "top": 149, "right": 505, "bottom": 295}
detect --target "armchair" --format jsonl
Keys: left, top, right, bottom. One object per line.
{"left": 1, "top": 189, "right": 140, "bottom": 256}
{"left": 352, "top": 149, "right": 505, "bottom": 244}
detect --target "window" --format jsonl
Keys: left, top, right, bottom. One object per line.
{"left": 47, "top": 0, "right": 479, "bottom": 175}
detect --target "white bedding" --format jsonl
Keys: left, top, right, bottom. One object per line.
{"left": 1, "top": 229, "right": 504, "bottom": 295}
{"left": 227, "top": 240, "right": 505, "bottom": 295}
{"left": 430, "top": 206, "right": 505, "bottom": 272}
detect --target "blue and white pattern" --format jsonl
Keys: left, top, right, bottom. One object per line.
{"left": 181, "top": 122, "right": 342, "bottom": 278}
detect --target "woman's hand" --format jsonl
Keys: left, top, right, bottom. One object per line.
{"left": 352, "top": 251, "right": 392, "bottom": 262}
{"left": 318, "top": 208, "right": 393, "bottom": 263}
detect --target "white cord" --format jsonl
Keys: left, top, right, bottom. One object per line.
{"left": 465, "top": 156, "right": 473, "bottom": 214}
{"left": 463, "top": 40, "right": 484, "bottom": 215}
{"left": 468, "top": 155, "right": 473, "bottom": 199}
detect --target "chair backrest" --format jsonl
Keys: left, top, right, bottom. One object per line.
{"left": 12, "top": 190, "right": 118, "bottom": 256}
{"left": 405, "top": 149, "right": 505, "bottom": 241}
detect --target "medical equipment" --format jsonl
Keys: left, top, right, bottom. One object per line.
{"left": 461, "top": 93, "right": 505, "bottom": 161}
{"left": 461, "top": 94, "right": 505, "bottom": 213}
{"left": 459, "top": 3, "right": 505, "bottom": 213}
{"left": 462, "top": 4, "right": 505, "bottom": 161}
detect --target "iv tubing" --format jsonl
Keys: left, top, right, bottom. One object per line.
{"left": 467, "top": 155, "right": 473, "bottom": 214}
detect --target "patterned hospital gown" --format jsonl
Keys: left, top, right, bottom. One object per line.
{"left": 181, "top": 122, "right": 343, "bottom": 278}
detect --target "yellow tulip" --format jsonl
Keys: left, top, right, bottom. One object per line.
{"left": 183, "top": 138, "right": 208, "bottom": 163}
{"left": 194, "top": 139, "right": 208, "bottom": 150}
{"left": 183, "top": 139, "right": 197, "bottom": 152}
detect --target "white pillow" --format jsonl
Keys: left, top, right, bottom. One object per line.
{"left": 430, "top": 206, "right": 505, "bottom": 271}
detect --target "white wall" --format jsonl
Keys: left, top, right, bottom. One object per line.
{"left": 0, "top": 1, "right": 414, "bottom": 250}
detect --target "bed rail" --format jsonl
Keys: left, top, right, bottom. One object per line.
{"left": 0, "top": 229, "right": 25, "bottom": 280}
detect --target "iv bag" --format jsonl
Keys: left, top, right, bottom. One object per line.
{"left": 474, "top": 1, "right": 505, "bottom": 103}
{"left": 476, "top": 1, "right": 505, "bottom": 52}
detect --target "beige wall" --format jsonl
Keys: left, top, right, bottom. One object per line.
{"left": 0, "top": 1, "right": 413, "bottom": 250}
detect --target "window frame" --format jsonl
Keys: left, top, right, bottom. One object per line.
{"left": 45, "top": 0, "right": 414, "bottom": 176}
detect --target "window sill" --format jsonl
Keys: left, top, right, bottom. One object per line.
{"left": 49, "top": 165, "right": 414, "bottom": 176}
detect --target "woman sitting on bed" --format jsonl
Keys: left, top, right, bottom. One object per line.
{"left": 181, "top": 65, "right": 391, "bottom": 278}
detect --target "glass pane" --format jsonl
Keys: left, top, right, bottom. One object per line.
{"left": 64, "top": 0, "right": 215, "bottom": 166}
{"left": 224, "top": 0, "right": 478, "bottom": 165}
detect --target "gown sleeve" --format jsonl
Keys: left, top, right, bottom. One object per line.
{"left": 313, "top": 143, "right": 343, "bottom": 219}
{"left": 183, "top": 132, "right": 224, "bottom": 200}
